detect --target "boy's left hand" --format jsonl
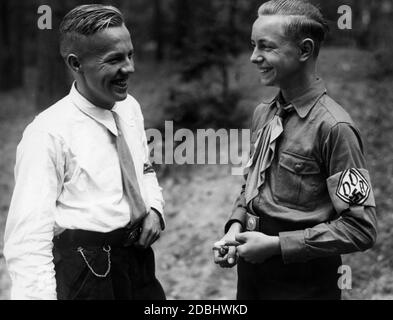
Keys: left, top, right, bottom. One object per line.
{"left": 235, "top": 232, "right": 281, "bottom": 264}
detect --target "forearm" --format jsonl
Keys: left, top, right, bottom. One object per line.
{"left": 224, "top": 184, "right": 247, "bottom": 233}
{"left": 279, "top": 205, "right": 377, "bottom": 264}
{"left": 4, "top": 127, "right": 62, "bottom": 299}
{"left": 143, "top": 170, "right": 165, "bottom": 230}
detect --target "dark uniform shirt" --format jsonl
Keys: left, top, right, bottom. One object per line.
{"left": 226, "top": 78, "right": 377, "bottom": 264}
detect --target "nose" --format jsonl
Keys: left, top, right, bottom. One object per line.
{"left": 121, "top": 57, "right": 135, "bottom": 74}
{"left": 250, "top": 49, "right": 263, "bottom": 64}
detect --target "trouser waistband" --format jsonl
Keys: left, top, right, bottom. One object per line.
{"left": 53, "top": 226, "right": 141, "bottom": 248}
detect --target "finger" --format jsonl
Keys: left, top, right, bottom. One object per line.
{"left": 226, "top": 246, "right": 237, "bottom": 266}
{"left": 151, "top": 233, "right": 160, "bottom": 245}
{"left": 214, "top": 254, "right": 227, "bottom": 264}
{"left": 138, "top": 227, "right": 149, "bottom": 247}
{"left": 213, "top": 248, "right": 225, "bottom": 261}
{"left": 213, "top": 240, "right": 226, "bottom": 249}
{"left": 214, "top": 250, "right": 232, "bottom": 267}
{"left": 143, "top": 233, "right": 154, "bottom": 248}
{"left": 146, "top": 230, "right": 160, "bottom": 247}
{"left": 224, "top": 240, "right": 241, "bottom": 247}
{"left": 218, "top": 258, "right": 233, "bottom": 268}
{"left": 146, "top": 227, "right": 161, "bottom": 247}
{"left": 236, "top": 244, "right": 245, "bottom": 257}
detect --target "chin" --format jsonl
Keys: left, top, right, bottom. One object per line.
{"left": 259, "top": 78, "right": 275, "bottom": 87}
{"left": 113, "top": 92, "right": 128, "bottom": 101}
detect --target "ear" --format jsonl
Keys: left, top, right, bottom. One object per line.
{"left": 66, "top": 54, "right": 82, "bottom": 73}
{"left": 298, "top": 38, "right": 315, "bottom": 62}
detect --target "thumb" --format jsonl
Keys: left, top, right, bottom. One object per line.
{"left": 235, "top": 232, "right": 248, "bottom": 243}
{"left": 226, "top": 246, "right": 237, "bottom": 264}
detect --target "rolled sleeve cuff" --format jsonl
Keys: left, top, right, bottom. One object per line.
{"left": 279, "top": 230, "right": 309, "bottom": 264}
{"left": 224, "top": 208, "right": 247, "bottom": 233}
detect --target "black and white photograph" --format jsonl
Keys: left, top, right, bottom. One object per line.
{"left": 0, "top": 0, "right": 391, "bottom": 304}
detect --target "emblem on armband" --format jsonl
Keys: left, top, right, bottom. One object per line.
{"left": 336, "top": 168, "right": 370, "bottom": 205}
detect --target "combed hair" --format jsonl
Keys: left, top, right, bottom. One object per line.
{"left": 258, "top": 0, "right": 329, "bottom": 57}
{"left": 59, "top": 4, "right": 124, "bottom": 59}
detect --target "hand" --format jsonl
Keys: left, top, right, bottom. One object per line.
{"left": 235, "top": 232, "right": 281, "bottom": 264}
{"left": 137, "top": 209, "right": 162, "bottom": 249}
{"left": 213, "top": 222, "right": 242, "bottom": 268}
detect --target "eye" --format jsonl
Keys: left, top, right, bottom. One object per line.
{"left": 258, "top": 44, "right": 273, "bottom": 52}
{"left": 107, "top": 57, "right": 120, "bottom": 64}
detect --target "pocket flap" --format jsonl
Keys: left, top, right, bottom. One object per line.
{"left": 279, "top": 152, "right": 320, "bottom": 175}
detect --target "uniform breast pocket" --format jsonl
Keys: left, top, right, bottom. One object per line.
{"left": 274, "top": 151, "right": 323, "bottom": 210}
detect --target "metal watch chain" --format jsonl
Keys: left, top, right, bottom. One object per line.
{"left": 77, "top": 245, "right": 111, "bottom": 278}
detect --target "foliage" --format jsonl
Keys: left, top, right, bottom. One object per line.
{"left": 163, "top": 0, "right": 255, "bottom": 129}
{"left": 370, "top": 12, "right": 393, "bottom": 78}
{"left": 163, "top": 78, "right": 246, "bottom": 130}
{"left": 373, "top": 46, "right": 393, "bottom": 78}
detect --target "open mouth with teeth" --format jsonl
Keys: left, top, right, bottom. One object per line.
{"left": 259, "top": 67, "right": 273, "bottom": 74}
{"left": 112, "top": 79, "right": 128, "bottom": 89}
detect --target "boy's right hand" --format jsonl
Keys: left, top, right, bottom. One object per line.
{"left": 213, "top": 222, "right": 242, "bottom": 268}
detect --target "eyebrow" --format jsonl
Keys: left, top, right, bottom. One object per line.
{"left": 103, "top": 49, "right": 133, "bottom": 59}
{"left": 252, "top": 39, "right": 276, "bottom": 46}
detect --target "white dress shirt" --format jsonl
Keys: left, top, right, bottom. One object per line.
{"left": 3, "top": 83, "right": 165, "bottom": 300}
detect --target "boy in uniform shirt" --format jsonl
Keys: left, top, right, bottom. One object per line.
{"left": 214, "top": 0, "right": 377, "bottom": 300}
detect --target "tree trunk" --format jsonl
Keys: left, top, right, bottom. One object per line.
{"left": 356, "top": 0, "right": 380, "bottom": 48}
{"left": 220, "top": 0, "right": 238, "bottom": 101}
{"left": 153, "top": 0, "right": 164, "bottom": 61}
{"left": 0, "top": 0, "right": 24, "bottom": 91}
{"left": 35, "top": 1, "right": 71, "bottom": 111}
{"left": 174, "top": 0, "right": 191, "bottom": 56}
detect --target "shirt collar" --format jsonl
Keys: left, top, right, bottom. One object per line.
{"left": 69, "top": 82, "right": 119, "bottom": 136}
{"left": 268, "top": 78, "right": 327, "bottom": 118}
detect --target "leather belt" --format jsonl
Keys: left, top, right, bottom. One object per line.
{"left": 53, "top": 225, "right": 142, "bottom": 249}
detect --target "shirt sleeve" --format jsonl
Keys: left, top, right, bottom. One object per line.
{"left": 224, "top": 184, "right": 247, "bottom": 233}
{"left": 3, "top": 125, "right": 64, "bottom": 299}
{"left": 134, "top": 101, "right": 165, "bottom": 230}
{"left": 279, "top": 122, "right": 377, "bottom": 264}
{"left": 224, "top": 105, "right": 265, "bottom": 233}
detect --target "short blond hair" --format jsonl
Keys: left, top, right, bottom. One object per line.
{"left": 258, "top": 0, "right": 329, "bottom": 57}
{"left": 59, "top": 4, "right": 124, "bottom": 59}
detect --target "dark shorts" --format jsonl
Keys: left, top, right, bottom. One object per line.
{"left": 53, "top": 230, "right": 166, "bottom": 300}
{"left": 237, "top": 254, "right": 342, "bottom": 300}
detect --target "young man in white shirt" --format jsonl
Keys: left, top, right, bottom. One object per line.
{"left": 4, "top": 4, "right": 166, "bottom": 300}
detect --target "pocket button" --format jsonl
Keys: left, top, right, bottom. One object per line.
{"left": 294, "top": 162, "right": 304, "bottom": 172}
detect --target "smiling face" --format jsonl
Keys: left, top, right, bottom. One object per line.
{"left": 250, "top": 15, "right": 302, "bottom": 89}
{"left": 75, "top": 24, "right": 134, "bottom": 109}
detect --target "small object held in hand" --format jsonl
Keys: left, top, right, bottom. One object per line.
{"left": 212, "top": 240, "right": 241, "bottom": 255}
